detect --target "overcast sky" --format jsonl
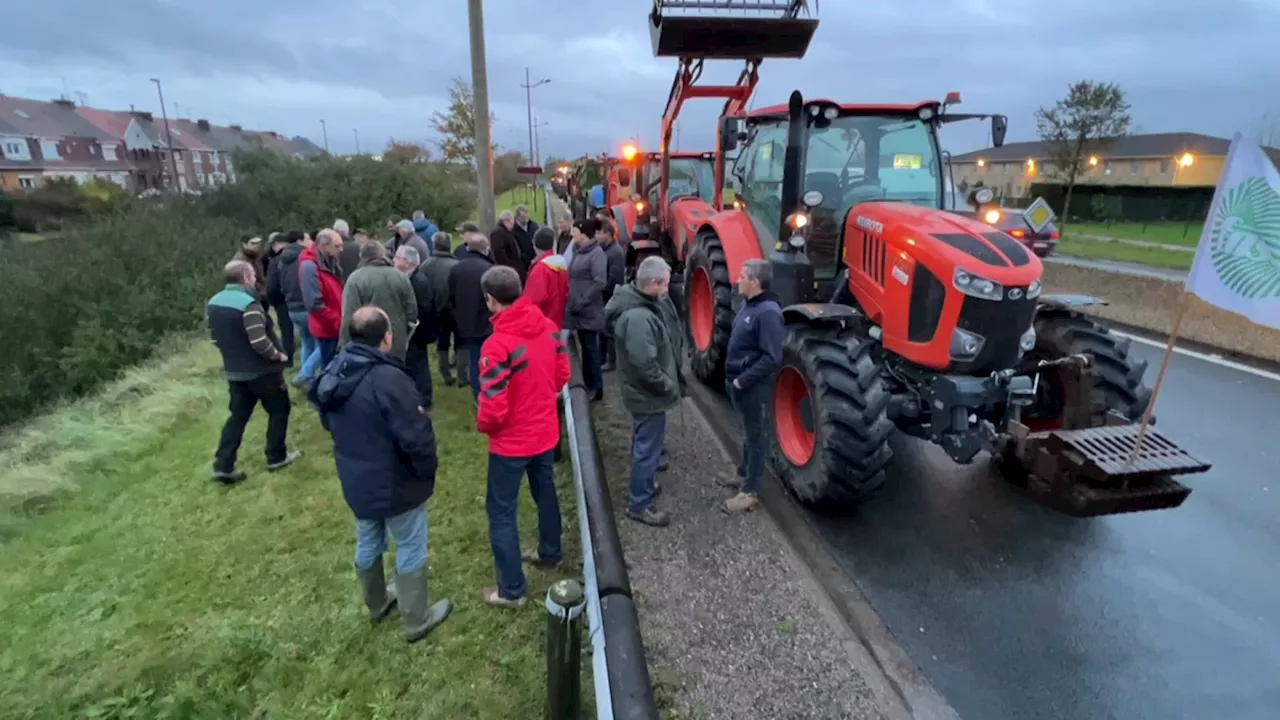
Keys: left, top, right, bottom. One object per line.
{"left": 3, "top": 0, "right": 1278, "bottom": 161}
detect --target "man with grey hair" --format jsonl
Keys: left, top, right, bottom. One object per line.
{"left": 300, "top": 228, "right": 346, "bottom": 375}
{"left": 206, "top": 259, "right": 301, "bottom": 484}
{"left": 604, "top": 255, "right": 685, "bottom": 526}
{"left": 341, "top": 241, "right": 418, "bottom": 362}
{"left": 721, "top": 258, "right": 784, "bottom": 513}
{"left": 411, "top": 209, "right": 439, "bottom": 243}
{"left": 420, "top": 230, "right": 461, "bottom": 385}
{"left": 334, "top": 219, "right": 360, "bottom": 280}
{"left": 449, "top": 228, "right": 498, "bottom": 398}
{"left": 388, "top": 218, "right": 432, "bottom": 266}
{"left": 489, "top": 209, "right": 525, "bottom": 277}
{"left": 394, "top": 244, "right": 437, "bottom": 407}
{"left": 511, "top": 203, "right": 539, "bottom": 269}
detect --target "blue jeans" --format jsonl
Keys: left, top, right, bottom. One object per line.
{"left": 312, "top": 337, "right": 338, "bottom": 374}
{"left": 727, "top": 380, "right": 770, "bottom": 495}
{"left": 354, "top": 505, "right": 428, "bottom": 574}
{"left": 487, "top": 450, "right": 562, "bottom": 600}
{"left": 289, "top": 311, "right": 317, "bottom": 379}
{"left": 466, "top": 337, "right": 487, "bottom": 399}
{"left": 577, "top": 330, "right": 603, "bottom": 391}
{"left": 628, "top": 412, "right": 667, "bottom": 513}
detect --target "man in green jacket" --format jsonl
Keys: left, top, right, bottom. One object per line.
{"left": 604, "top": 255, "right": 685, "bottom": 527}
{"left": 340, "top": 241, "right": 418, "bottom": 360}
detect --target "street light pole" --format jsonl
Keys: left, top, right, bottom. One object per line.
{"left": 520, "top": 68, "right": 550, "bottom": 167}
{"left": 469, "top": 0, "right": 497, "bottom": 228}
{"left": 534, "top": 117, "right": 550, "bottom": 168}
{"left": 320, "top": 119, "right": 329, "bottom": 153}
{"left": 150, "top": 78, "right": 181, "bottom": 190}
{"left": 353, "top": 128, "right": 361, "bottom": 155}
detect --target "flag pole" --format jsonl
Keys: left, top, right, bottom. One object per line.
{"left": 1128, "top": 291, "right": 1191, "bottom": 461}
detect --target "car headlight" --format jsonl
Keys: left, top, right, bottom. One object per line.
{"left": 1019, "top": 326, "right": 1037, "bottom": 353}
{"left": 950, "top": 328, "right": 985, "bottom": 361}
{"left": 1026, "top": 278, "right": 1042, "bottom": 299}
{"left": 953, "top": 268, "right": 1003, "bottom": 301}
{"left": 984, "top": 208, "right": 1001, "bottom": 224}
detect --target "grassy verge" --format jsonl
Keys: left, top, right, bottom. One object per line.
{"left": 18, "top": 232, "right": 47, "bottom": 243}
{"left": 0, "top": 337, "right": 581, "bottom": 718}
{"left": 1042, "top": 263, "right": 1280, "bottom": 363}
{"left": 1056, "top": 235, "right": 1193, "bottom": 270}
{"left": 1068, "top": 221, "right": 1203, "bottom": 248}
{"left": 467, "top": 186, "right": 544, "bottom": 224}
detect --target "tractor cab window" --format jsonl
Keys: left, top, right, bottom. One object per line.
{"left": 802, "top": 115, "right": 942, "bottom": 278}
{"left": 648, "top": 158, "right": 718, "bottom": 208}
{"left": 738, "top": 121, "right": 789, "bottom": 250}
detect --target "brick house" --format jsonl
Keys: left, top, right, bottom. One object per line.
{"left": 0, "top": 94, "right": 132, "bottom": 190}
{"left": 0, "top": 115, "right": 40, "bottom": 192}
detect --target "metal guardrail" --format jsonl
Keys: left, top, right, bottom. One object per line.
{"left": 545, "top": 188, "right": 660, "bottom": 720}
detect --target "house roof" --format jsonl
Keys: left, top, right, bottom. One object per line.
{"left": 0, "top": 94, "right": 111, "bottom": 140}
{"left": 289, "top": 136, "right": 326, "bottom": 157}
{"left": 75, "top": 107, "right": 132, "bottom": 140}
{"left": 167, "top": 119, "right": 216, "bottom": 152}
{"left": 953, "top": 132, "right": 1280, "bottom": 166}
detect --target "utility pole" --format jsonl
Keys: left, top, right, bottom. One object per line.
{"left": 534, "top": 117, "right": 550, "bottom": 168}
{"left": 320, "top": 119, "right": 330, "bottom": 153}
{"left": 520, "top": 68, "right": 551, "bottom": 169}
{"left": 469, "top": 0, "right": 497, "bottom": 228}
{"left": 353, "top": 128, "right": 361, "bottom": 155}
{"left": 150, "top": 78, "right": 181, "bottom": 190}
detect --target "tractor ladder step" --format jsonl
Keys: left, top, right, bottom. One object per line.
{"left": 1023, "top": 424, "right": 1211, "bottom": 517}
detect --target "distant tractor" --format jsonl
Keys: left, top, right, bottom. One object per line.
{"left": 642, "top": 0, "right": 1210, "bottom": 517}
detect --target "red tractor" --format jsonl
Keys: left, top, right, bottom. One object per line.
{"left": 647, "top": 0, "right": 1210, "bottom": 517}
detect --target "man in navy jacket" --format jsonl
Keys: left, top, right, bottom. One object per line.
{"left": 722, "top": 259, "right": 785, "bottom": 514}
{"left": 310, "top": 305, "right": 452, "bottom": 643}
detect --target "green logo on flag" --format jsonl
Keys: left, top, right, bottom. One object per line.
{"left": 1208, "top": 177, "right": 1280, "bottom": 299}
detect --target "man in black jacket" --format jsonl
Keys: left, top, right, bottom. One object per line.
{"left": 448, "top": 230, "right": 497, "bottom": 399}
{"left": 206, "top": 260, "right": 303, "bottom": 484}
{"left": 263, "top": 232, "right": 295, "bottom": 362}
{"left": 273, "top": 230, "right": 317, "bottom": 384}
{"left": 393, "top": 244, "right": 437, "bottom": 408}
{"left": 310, "top": 306, "right": 452, "bottom": 644}
{"left": 420, "top": 232, "right": 461, "bottom": 386}
{"left": 511, "top": 204, "right": 539, "bottom": 269}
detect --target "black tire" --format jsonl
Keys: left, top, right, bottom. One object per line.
{"left": 683, "top": 230, "right": 734, "bottom": 386}
{"left": 769, "top": 324, "right": 895, "bottom": 509}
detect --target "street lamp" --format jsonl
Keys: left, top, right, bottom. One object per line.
{"left": 521, "top": 68, "right": 550, "bottom": 168}
{"left": 149, "top": 78, "right": 181, "bottom": 189}
{"left": 533, "top": 117, "right": 550, "bottom": 168}
{"left": 353, "top": 128, "right": 361, "bottom": 155}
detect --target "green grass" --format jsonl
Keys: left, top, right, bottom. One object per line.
{"left": 466, "top": 186, "right": 544, "bottom": 224}
{"left": 1068, "top": 221, "right": 1204, "bottom": 248}
{"left": 0, "top": 338, "right": 582, "bottom": 719}
{"left": 1055, "top": 235, "right": 1194, "bottom": 271}
{"left": 17, "top": 232, "right": 48, "bottom": 243}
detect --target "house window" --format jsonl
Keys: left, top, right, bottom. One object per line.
{"left": 18, "top": 176, "right": 36, "bottom": 189}
{"left": 40, "top": 140, "right": 61, "bottom": 160}
{"left": 211, "top": 150, "right": 220, "bottom": 164}
{"left": 1003, "top": 163, "right": 1011, "bottom": 175}
{"left": 90, "top": 145, "right": 98, "bottom": 156}
{"left": 4, "top": 141, "right": 20, "bottom": 155}
{"left": 1103, "top": 161, "right": 1113, "bottom": 176}
{"left": 1159, "top": 159, "right": 1170, "bottom": 175}
{"left": 1129, "top": 161, "right": 1139, "bottom": 175}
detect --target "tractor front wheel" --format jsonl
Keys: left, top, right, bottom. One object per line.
{"left": 769, "top": 324, "right": 895, "bottom": 509}
{"left": 684, "top": 231, "right": 734, "bottom": 386}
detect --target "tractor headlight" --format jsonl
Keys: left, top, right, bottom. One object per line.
{"left": 1019, "top": 326, "right": 1037, "bottom": 353}
{"left": 983, "top": 208, "right": 1001, "bottom": 224}
{"left": 950, "top": 328, "right": 985, "bottom": 361}
{"left": 1026, "top": 278, "right": 1042, "bottom": 299}
{"left": 953, "top": 268, "right": 1003, "bottom": 301}
{"left": 786, "top": 211, "right": 808, "bottom": 230}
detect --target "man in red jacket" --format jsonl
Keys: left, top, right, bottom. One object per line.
{"left": 523, "top": 227, "right": 569, "bottom": 329}
{"left": 475, "top": 266, "right": 570, "bottom": 609}
{"left": 299, "top": 229, "right": 345, "bottom": 376}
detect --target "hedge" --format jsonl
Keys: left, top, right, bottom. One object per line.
{"left": 0, "top": 150, "right": 475, "bottom": 428}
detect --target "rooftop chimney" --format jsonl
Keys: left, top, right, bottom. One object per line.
{"left": 131, "top": 110, "right": 154, "bottom": 122}
{"left": 51, "top": 98, "right": 75, "bottom": 109}
{"left": 230, "top": 124, "right": 243, "bottom": 132}
{"left": 197, "top": 119, "right": 211, "bottom": 131}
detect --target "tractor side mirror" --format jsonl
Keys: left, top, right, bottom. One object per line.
{"left": 617, "top": 168, "right": 632, "bottom": 187}
{"left": 991, "top": 116, "right": 1008, "bottom": 148}
{"left": 720, "top": 116, "right": 743, "bottom": 153}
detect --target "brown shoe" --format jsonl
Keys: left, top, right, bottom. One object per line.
{"left": 481, "top": 586, "right": 527, "bottom": 609}
{"left": 722, "top": 492, "right": 759, "bottom": 513}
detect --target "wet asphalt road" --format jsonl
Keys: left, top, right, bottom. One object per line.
{"left": 786, "top": 341, "right": 1280, "bottom": 719}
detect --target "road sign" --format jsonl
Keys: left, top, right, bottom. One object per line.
{"left": 517, "top": 166, "right": 544, "bottom": 175}
{"left": 1022, "top": 197, "right": 1056, "bottom": 234}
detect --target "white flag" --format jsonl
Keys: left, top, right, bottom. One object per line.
{"left": 1185, "top": 133, "right": 1280, "bottom": 329}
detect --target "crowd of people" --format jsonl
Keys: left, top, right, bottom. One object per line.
{"left": 202, "top": 201, "right": 786, "bottom": 644}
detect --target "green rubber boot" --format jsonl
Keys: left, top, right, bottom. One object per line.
{"left": 397, "top": 565, "right": 452, "bottom": 643}
{"left": 355, "top": 557, "right": 397, "bottom": 623}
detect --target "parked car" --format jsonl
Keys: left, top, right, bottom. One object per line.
{"left": 983, "top": 207, "right": 1059, "bottom": 257}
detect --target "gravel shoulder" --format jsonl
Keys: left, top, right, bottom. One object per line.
{"left": 591, "top": 377, "right": 890, "bottom": 720}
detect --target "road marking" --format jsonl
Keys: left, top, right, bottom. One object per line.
{"left": 1112, "top": 330, "right": 1280, "bottom": 383}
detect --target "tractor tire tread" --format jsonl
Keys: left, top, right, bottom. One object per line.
{"left": 686, "top": 231, "right": 734, "bottom": 386}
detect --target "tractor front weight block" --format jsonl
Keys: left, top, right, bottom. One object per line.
{"left": 1010, "top": 424, "right": 1210, "bottom": 517}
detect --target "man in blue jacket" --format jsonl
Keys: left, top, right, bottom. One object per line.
{"left": 310, "top": 305, "right": 452, "bottom": 644}
{"left": 722, "top": 259, "right": 785, "bottom": 514}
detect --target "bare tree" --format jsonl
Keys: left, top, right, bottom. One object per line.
{"left": 1035, "top": 80, "right": 1131, "bottom": 232}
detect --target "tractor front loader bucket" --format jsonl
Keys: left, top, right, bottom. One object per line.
{"left": 649, "top": 0, "right": 819, "bottom": 59}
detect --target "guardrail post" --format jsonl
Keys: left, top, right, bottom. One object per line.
{"left": 545, "top": 578, "right": 585, "bottom": 720}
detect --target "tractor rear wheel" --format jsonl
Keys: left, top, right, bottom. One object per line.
{"left": 996, "top": 310, "right": 1152, "bottom": 484}
{"left": 769, "top": 324, "right": 895, "bottom": 509}
{"left": 684, "top": 230, "right": 734, "bottom": 386}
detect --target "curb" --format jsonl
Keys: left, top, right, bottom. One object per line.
{"left": 1095, "top": 316, "right": 1280, "bottom": 377}
{"left": 684, "top": 382, "right": 960, "bottom": 720}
